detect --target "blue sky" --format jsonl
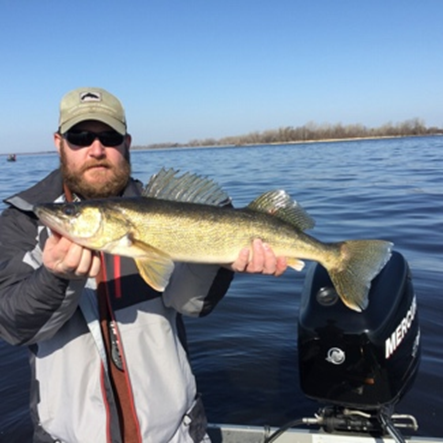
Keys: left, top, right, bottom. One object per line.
{"left": 1, "top": 1, "right": 442, "bottom": 154}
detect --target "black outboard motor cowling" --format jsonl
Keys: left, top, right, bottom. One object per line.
{"left": 298, "top": 251, "right": 420, "bottom": 410}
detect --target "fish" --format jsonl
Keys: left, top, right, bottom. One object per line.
{"left": 34, "top": 168, "right": 392, "bottom": 312}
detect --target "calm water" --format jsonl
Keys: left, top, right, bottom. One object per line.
{"left": 0, "top": 137, "right": 442, "bottom": 442}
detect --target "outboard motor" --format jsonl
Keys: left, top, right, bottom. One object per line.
{"left": 297, "top": 251, "right": 420, "bottom": 439}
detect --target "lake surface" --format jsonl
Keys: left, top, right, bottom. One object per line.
{"left": 0, "top": 137, "right": 442, "bottom": 442}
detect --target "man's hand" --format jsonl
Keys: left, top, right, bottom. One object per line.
{"left": 229, "top": 239, "right": 288, "bottom": 277}
{"left": 43, "top": 232, "right": 101, "bottom": 279}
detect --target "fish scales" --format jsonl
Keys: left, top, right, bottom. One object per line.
{"left": 114, "top": 197, "right": 329, "bottom": 264}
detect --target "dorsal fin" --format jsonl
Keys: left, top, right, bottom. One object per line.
{"left": 246, "top": 190, "right": 315, "bottom": 231}
{"left": 143, "top": 168, "right": 232, "bottom": 206}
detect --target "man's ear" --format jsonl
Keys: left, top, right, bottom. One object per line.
{"left": 54, "top": 132, "right": 63, "bottom": 154}
{"left": 125, "top": 133, "right": 132, "bottom": 150}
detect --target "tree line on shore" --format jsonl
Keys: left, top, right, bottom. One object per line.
{"left": 134, "top": 118, "right": 443, "bottom": 150}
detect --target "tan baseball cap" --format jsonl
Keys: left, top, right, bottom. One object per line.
{"left": 58, "top": 87, "right": 127, "bottom": 135}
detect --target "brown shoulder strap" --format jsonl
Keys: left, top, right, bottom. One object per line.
{"left": 64, "top": 183, "right": 141, "bottom": 442}
{"left": 96, "top": 262, "right": 141, "bottom": 443}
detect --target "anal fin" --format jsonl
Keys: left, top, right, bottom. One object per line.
{"left": 287, "top": 258, "right": 305, "bottom": 271}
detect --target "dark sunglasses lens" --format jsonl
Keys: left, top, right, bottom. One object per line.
{"left": 64, "top": 131, "right": 124, "bottom": 147}
{"left": 65, "top": 131, "right": 95, "bottom": 146}
{"left": 98, "top": 131, "right": 125, "bottom": 146}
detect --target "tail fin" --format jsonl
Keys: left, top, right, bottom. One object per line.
{"left": 327, "top": 240, "right": 393, "bottom": 312}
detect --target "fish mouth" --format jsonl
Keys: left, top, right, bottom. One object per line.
{"left": 34, "top": 204, "right": 100, "bottom": 242}
{"left": 33, "top": 206, "right": 50, "bottom": 222}
{"left": 34, "top": 205, "right": 80, "bottom": 238}
{"left": 34, "top": 207, "right": 68, "bottom": 235}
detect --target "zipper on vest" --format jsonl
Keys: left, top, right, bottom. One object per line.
{"left": 109, "top": 320, "right": 124, "bottom": 371}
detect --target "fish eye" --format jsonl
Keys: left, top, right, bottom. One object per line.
{"left": 62, "top": 204, "right": 77, "bottom": 216}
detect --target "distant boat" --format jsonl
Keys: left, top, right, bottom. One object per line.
{"left": 6, "top": 154, "right": 16, "bottom": 162}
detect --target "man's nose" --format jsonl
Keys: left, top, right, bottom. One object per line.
{"left": 89, "top": 139, "right": 106, "bottom": 157}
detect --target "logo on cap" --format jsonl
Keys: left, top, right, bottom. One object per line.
{"left": 80, "top": 92, "right": 102, "bottom": 102}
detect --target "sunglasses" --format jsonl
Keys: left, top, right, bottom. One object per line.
{"left": 63, "top": 130, "right": 125, "bottom": 147}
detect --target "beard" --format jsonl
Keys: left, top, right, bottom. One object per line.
{"left": 60, "top": 140, "right": 131, "bottom": 199}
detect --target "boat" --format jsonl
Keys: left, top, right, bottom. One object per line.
{"left": 208, "top": 251, "right": 439, "bottom": 443}
{"left": 6, "top": 154, "right": 16, "bottom": 162}
{"left": 207, "top": 423, "right": 440, "bottom": 442}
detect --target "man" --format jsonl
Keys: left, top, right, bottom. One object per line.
{"left": 0, "top": 87, "right": 287, "bottom": 443}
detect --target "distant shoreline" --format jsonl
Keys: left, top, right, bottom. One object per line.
{"left": 2, "top": 133, "right": 442, "bottom": 157}
{"left": 130, "top": 133, "right": 443, "bottom": 152}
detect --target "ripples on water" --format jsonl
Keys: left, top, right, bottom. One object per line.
{"left": 0, "top": 136, "right": 442, "bottom": 440}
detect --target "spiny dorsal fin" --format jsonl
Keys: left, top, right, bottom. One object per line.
{"left": 246, "top": 190, "right": 315, "bottom": 231}
{"left": 143, "top": 168, "right": 232, "bottom": 206}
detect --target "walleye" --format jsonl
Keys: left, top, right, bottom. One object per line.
{"left": 34, "top": 168, "right": 392, "bottom": 312}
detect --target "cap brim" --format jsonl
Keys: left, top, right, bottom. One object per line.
{"left": 60, "top": 113, "right": 126, "bottom": 135}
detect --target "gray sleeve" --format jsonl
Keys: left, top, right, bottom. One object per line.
{"left": 0, "top": 206, "right": 85, "bottom": 345}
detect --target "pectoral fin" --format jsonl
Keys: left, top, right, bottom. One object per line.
{"left": 131, "top": 240, "right": 175, "bottom": 291}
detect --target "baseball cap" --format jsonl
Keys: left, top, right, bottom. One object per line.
{"left": 58, "top": 87, "right": 127, "bottom": 135}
